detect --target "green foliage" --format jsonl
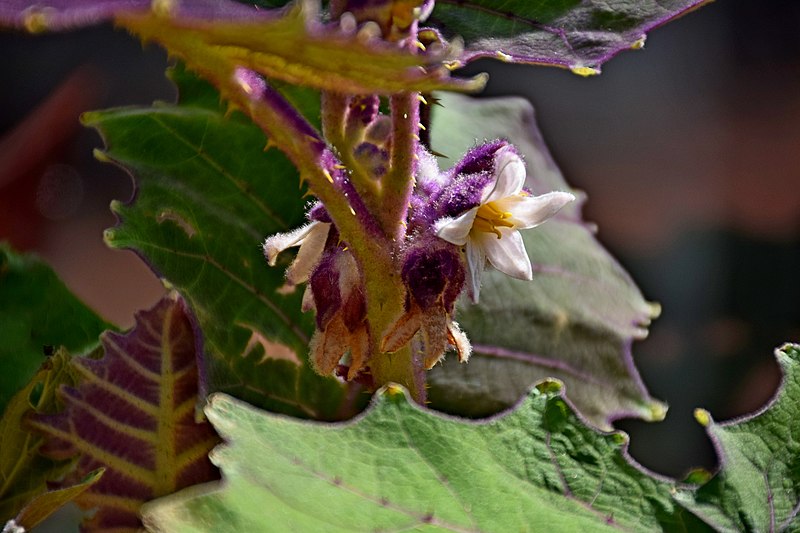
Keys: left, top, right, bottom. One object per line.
{"left": 143, "top": 381, "right": 686, "bottom": 532}
{"left": 0, "top": 244, "right": 110, "bottom": 414}
{"left": 9, "top": 468, "right": 103, "bottom": 531}
{"left": 675, "top": 344, "right": 800, "bottom": 532}
{"left": 0, "top": 348, "right": 79, "bottom": 524}
{"left": 142, "top": 345, "right": 800, "bottom": 532}
{"left": 86, "top": 71, "right": 352, "bottom": 419}
{"left": 116, "top": 0, "right": 485, "bottom": 95}
{"left": 427, "top": 94, "right": 663, "bottom": 429}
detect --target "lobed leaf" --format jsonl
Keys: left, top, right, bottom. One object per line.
{"left": 428, "top": 0, "right": 713, "bottom": 74}
{"left": 87, "top": 69, "right": 353, "bottom": 419}
{"left": 674, "top": 343, "right": 800, "bottom": 532}
{"left": 28, "top": 295, "right": 220, "bottom": 532}
{"left": 0, "top": 244, "right": 110, "bottom": 418}
{"left": 427, "top": 93, "right": 663, "bottom": 430}
{"left": 142, "top": 381, "right": 702, "bottom": 532}
{"left": 0, "top": 348, "right": 78, "bottom": 524}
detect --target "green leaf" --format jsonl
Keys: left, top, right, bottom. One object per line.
{"left": 142, "top": 382, "right": 698, "bottom": 532}
{"left": 28, "top": 295, "right": 219, "bottom": 532}
{"left": 427, "top": 93, "right": 663, "bottom": 430}
{"left": 0, "top": 348, "right": 78, "bottom": 523}
{"left": 86, "top": 71, "right": 351, "bottom": 419}
{"left": 429, "top": 0, "right": 713, "bottom": 74}
{"left": 116, "top": 0, "right": 485, "bottom": 95}
{"left": 10, "top": 468, "right": 103, "bottom": 531}
{"left": 674, "top": 343, "right": 800, "bottom": 532}
{"left": 0, "top": 244, "right": 111, "bottom": 418}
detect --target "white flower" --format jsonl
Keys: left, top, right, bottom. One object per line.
{"left": 434, "top": 146, "right": 574, "bottom": 302}
{"left": 263, "top": 221, "right": 330, "bottom": 286}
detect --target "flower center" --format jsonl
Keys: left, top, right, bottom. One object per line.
{"left": 474, "top": 201, "right": 515, "bottom": 238}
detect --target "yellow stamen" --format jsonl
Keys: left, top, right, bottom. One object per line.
{"left": 474, "top": 201, "right": 515, "bottom": 238}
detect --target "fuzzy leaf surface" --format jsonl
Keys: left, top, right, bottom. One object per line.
{"left": 427, "top": 93, "right": 663, "bottom": 430}
{"left": 0, "top": 244, "right": 110, "bottom": 416}
{"left": 88, "top": 71, "right": 349, "bottom": 419}
{"left": 674, "top": 343, "right": 800, "bottom": 532}
{"left": 0, "top": 349, "right": 77, "bottom": 523}
{"left": 142, "top": 381, "right": 705, "bottom": 532}
{"left": 428, "top": 0, "right": 712, "bottom": 73}
{"left": 28, "top": 296, "right": 219, "bottom": 532}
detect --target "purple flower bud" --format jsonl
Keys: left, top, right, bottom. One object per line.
{"left": 310, "top": 253, "right": 342, "bottom": 330}
{"left": 410, "top": 140, "right": 513, "bottom": 229}
{"left": 353, "top": 142, "right": 389, "bottom": 178}
{"left": 402, "top": 242, "right": 465, "bottom": 314}
{"left": 307, "top": 202, "right": 332, "bottom": 223}
{"left": 346, "top": 95, "right": 380, "bottom": 138}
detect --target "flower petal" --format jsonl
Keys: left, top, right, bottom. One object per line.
{"left": 465, "top": 237, "right": 486, "bottom": 302}
{"left": 479, "top": 229, "right": 533, "bottom": 281}
{"left": 434, "top": 208, "right": 478, "bottom": 246}
{"left": 446, "top": 320, "right": 472, "bottom": 364}
{"left": 263, "top": 222, "right": 318, "bottom": 265}
{"left": 499, "top": 191, "right": 575, "bottom": 229}
{"left": 484, "top": 146, "right": 526, "bottom": 203}
{"left": 285, "top": 222, "right": 331, "bottom": 285}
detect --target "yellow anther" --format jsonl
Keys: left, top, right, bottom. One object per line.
{"left": 417, "top": 94, "right": 428, "bottom": 105}
{"left": 414, "top": 40, "right": 427, "bottom": 51}
{"left": 349, "top": 206, "right": 356, "bottom": 216}
{"left": 334, "top": 164, "right": 347, "bottom": 170}
{"left": 323, "top": 169, "right": 334, "bottom": 183}
{"left": 474, "top": 201, "right": 516, "bottom": 238}
{"left": 417, "top": 123, "right": 426, "bottom": 131}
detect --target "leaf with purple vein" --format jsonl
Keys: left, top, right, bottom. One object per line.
{"left": 428, "top": 0, "right": 713, "bottom": 73}
{"left": 674, "top": 344, "right": 800, "bottom": 532}
{"left": 427, "top": 93, "right": 664, "bottom": 429}
{"left": 28, "top": 295, "right": 219, "bottom": 532}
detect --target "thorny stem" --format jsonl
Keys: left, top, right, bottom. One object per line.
{"left": 319, "top": 91, "right": 421, "bottom": 399}
{"left": 381, "top": 93, "right": 420, "bottom": 242}
{"left": 121, "top": 13, "right": 427, "bottom": 402}
{"left": 321, "top": 91, "right": 381, "bottom": 213}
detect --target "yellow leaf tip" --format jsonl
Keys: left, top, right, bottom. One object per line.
{"left": 694, "top": 408, "right": 711, "bottom": 427}
{"left": 570, "top": 66, "right": 601, "bottom": 77}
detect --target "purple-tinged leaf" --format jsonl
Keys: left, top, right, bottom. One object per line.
{"left": 1, "top": 0, "right": 485, "bottom": 94}
{"left": 428, "top": 0, "right": 713, "bottom": 74}
{"left": 674, "top": 344, "right": 800, "bottom": 532}
{"left": 0, "top": 0, "right": 147, "bottom": 32}
{"left": 427, "top": 93, "right": 663, "bottom": 430}
{"left": 28, "top": 295, "right": 219, "bottom": 532}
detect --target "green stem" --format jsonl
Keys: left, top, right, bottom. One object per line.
{"left": 380, "top": 92, "right": 419, "bottom": 241}
{"left": 321, "top": 91, "right": 381, "bottom": 213}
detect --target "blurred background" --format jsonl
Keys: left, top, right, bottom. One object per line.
{"left": 1, "top": 0, "right": 798, "bottom": 479}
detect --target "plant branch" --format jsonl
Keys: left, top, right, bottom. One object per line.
{"left": 380, "top": 92, "right": 420, "bottom": 241}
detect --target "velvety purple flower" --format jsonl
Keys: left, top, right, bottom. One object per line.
{"left": 382, "top": 241, "right": 470, "bottom": 369}
{"left": 433, "top": 144, "right": 575, "bottom": 302}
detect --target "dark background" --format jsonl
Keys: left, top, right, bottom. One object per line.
{"left": 1, "top": 0, "right": 798, "bottom": 480}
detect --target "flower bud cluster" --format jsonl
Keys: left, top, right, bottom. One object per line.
{"left": 265, "top": 136, "right": 574, "bottom": 384}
